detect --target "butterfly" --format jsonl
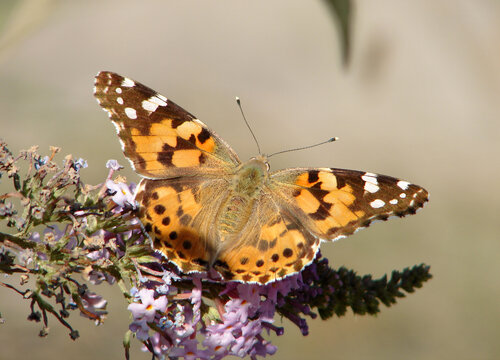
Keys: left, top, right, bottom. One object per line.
{"left": 94, "top": 71, "right": 429, "bottom": 284}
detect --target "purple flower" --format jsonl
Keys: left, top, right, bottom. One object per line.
{"left": 233, "top": 320, "right": 262, "bottom": 355}
{"left": 147, "top": 331, "right": 171, "bottom": 355}
{"left": 81, "top": 291, "right": 107, "bottom": 310}
{"left": 203, "top": 329, "right": 234, "bottom": 356}
{"left": 34, "top": 155, "right": 49, "bottom": 170}
{"left": 250, "top": 337, "right": 278, "bottom": 357}
{"left": 80, "top": 290, "right": 107, "bottom": 322}
{"left": 128, "top": 289, "right": 168, "bottom": 323}
{"left": 125, "top": 252, "right": 335, "bottom": 359}
{"left": 17, "top": 249, "right": 34, "bottom": 267}
{"left": 105, "top": 180, "right": 136, "bottom": 209}
{"left": 130, "top": 319, "right": 150, "bottom": 341}
{"left": 226, "top": 298, "right": 253, "bottom": 324}
{"left": 169, "top": 338, "right": 211, "bottom": 360}
{"left": 73, "top": 158, "right": 88, "bottom": 171}
{"left": 105, "top": 159, "right": 123, "bottom": 171}
{"left": 238, "top": 283, "right": 261, "bottom": 306}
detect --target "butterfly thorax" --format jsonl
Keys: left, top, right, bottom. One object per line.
{"left": 217, "top": 157, "right": 269, "bottom": 238}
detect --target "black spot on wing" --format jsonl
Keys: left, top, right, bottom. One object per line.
{"left": 308, "top": 170, "right": 319, "bottom": 183}
{"left": 170, "top": 118, "right": 183, "bottom": 129}
{"left": 197, "top": 127, "right": 211, "bottom": 144}
{"left": 157, "top": 151, "right": 173, "bottom": 166}
{"left": 154, "top": 205, "right": 165, "bottom": 215}
{"left": 309, "top": 204, "right": 331, "bottom": 220}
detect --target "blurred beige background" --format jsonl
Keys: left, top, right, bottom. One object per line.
{"left": 1, "top": 1, "right": 499, "bottom": 359}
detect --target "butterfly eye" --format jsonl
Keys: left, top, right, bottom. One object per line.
{"left": 265, "top": 162, "right": 270, "bottom": 171}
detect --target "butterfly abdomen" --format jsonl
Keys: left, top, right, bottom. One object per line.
{"left": 217, "top": 159, "right": 268, "bottom": 237}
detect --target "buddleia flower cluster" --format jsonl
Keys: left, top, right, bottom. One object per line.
{"left": 0, "top": 140, "right": 432, "bottom": 359}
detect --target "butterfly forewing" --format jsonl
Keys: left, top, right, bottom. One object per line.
{"left": 269, "top": 168, "right": 428, "bottom": 241}
{"left": 94, "top": 71, "right": 240, "bottom": 179}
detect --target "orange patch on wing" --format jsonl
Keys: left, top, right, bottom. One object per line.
{"left": 150, "top": 120, "right": 178, "bottom": 136}
{"left": 196, "top": 135, "right": 215, "bottom": 153}
{"left": 315, "top": 217, "right": 341, "bottom": 232}
{"left": 324, "top": 185, "right": 356, "bottom": 206}
{"left": 177, "top": 121, "right": 201, "bottom": 140}
{"left": 331, "top": 202, "right": 359, "bottom": 226}
{"left": 171, "top": 150, "right": 202, "bottom": 167}
{"left": 355, "top": 210, "right": 365, "bottom": 218}
{"left": 295, "top": 189, "right": 321, "bottom": 213}
{"left": 260, "top": 219, "right": 287, "bottom": 241}
{"left": 135, "top": 152, "right": 165, "bottom": 173}
{"left": 131, "top": 134, "right": 166, "bottom": 154}
{"left": 155, "top": 186, "right": 177, "bottom": 199}
{"left": 224, "top": 245, "right": 261, "bottom": 269}
{"left": 295, "top": 171, "right": 338, "bottom": 189}
{"left": 295, "top": 172, "right": 317, "bottom": 187}
{"left": 317, "top": 172, "right": 338, "bottom": 190}
{"left": 179, "top": 188, "right": 200, "bottom": 209}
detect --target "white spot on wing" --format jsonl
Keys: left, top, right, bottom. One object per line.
{"left": 149, "top": 95, "right": 167, "bottom": 107}
{"left": 399, "top": 193, "right": 407, "bottom": 199}
{"left": 142, "top": 100, "right": 158, "bottom": 112}
{"left": 389, "top": 199, "right": 398, "bottom": 205}
{"left": 364, "top": 182, "right": 379, "bottom": 193}
{"left": 115, "top": 87, "right": 122, "bottom": 94}
{"left": 117, "top": 97, "right": 124, "bottom": 105}
{"left": 370, "top": 199, "right": 385, "bottom": 209}
{"left": 121, "top": 78, "right": 135, "bottom": 87}
{"left": 397, "top": 180, "right": 410, "bottom": 190}
{"left": 124, "top": 107, "right": 137, "bottom": 119}
{"left": 362, "top": 173, "right": 377, "bottom": 181}
{"left": 362, "top": 173, "right": 379, "bottom": 193}
{"left": 142, "top": 95, "right": 167, "bottom": 112}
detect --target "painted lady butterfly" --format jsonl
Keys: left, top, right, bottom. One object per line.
{"left": 94, "top": 71, "right": 428, "bottom": 284}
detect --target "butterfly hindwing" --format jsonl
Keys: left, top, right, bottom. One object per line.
{"left": 216, "top": 192, "right": 321, "bottom": 284}
{"left": 94, "top": 71, "right": 240, "bottom": 179}
{"left": 135, "top": 176, "right": 230, "bottom": 274}
{"left": 269, "top": 168, "right": 429, "bottom": 241}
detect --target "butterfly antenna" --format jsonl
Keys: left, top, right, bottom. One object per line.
{"left": 236, "top": 97, "right": 261, "bottom": 155}
{"left": 267, "top": 137, "right": 339, "bottom": 158}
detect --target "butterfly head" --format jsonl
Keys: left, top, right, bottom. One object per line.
{"left": 231, "top": 155, "right": 270, "bottom": 197}
{"left": 253, "top": 154, "right": 270, "bottom": 171}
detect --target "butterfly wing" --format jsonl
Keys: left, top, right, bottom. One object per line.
{"left": 94, "top": 71, "right": 240, "bottom": 178}
{"left": 268, "top": 168, "right": 429, "bottom": 241}
{"left": 94, "top": 71, "right": 239, "bottom": 274}
{"left": 215, "top": 167, "right": 428, "bottom": 284}
{"left": 135, "top": 176, "right": 230, "bottom": 274}
{"left": 215, "top": 190, "right": 321, "bottom": 284}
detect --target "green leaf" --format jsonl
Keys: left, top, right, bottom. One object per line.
{"left": 322, "top": 0, "right": 352, "bottom": 65}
